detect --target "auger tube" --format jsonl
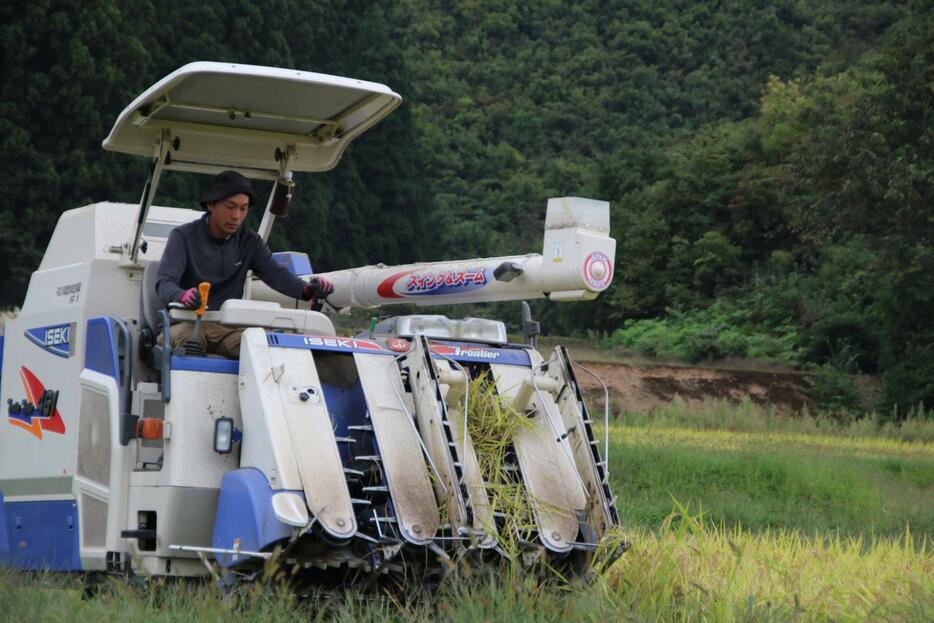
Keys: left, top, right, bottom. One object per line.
{"left": 250, "top": 197, "right": 616, "bottom": 310}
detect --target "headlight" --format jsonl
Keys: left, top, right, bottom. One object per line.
{"left": 213, "top": 417, "right": 234, "bottom": 454}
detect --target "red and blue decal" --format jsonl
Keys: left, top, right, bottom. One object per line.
{"left": 24, "top": 323, "right": 74, "bottom": 358}
{"left": 376, "top": 267, "right": 491, "bottom": 299}
{"left": 7, "top": 366, "right": 65, "bottom": 439}
{"left": 430, "top": 341, "right": 531, "bottom": 367}
{"left": 268, "top": 333, "right": 395, "bottom": 356}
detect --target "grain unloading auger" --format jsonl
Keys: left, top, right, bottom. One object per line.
{"left": 0, "top": 62, "right": 620, "bottom": 585}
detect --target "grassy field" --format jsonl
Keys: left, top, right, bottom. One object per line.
{"left": 608, "top": 400, "right": 934, "bottom": 542}
{"left": 3, "top": 402, "right": 933, "bottom": 621}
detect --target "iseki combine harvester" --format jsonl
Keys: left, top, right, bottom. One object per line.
{"left": 0, "top": 63, "right": 620, "bottom": 586}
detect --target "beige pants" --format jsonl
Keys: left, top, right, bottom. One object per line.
{"left": 158, "top": 321, "right": 245, "bottom": 359}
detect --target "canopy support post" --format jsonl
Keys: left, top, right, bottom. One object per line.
{"left": 129, "top": 129, "right": 169, "bottom": 264}
{"left": 256, "top": 145, "right": 295, "bottom": 242}
{"left": 244, "top": 146, "right": 296, "bottom": 300}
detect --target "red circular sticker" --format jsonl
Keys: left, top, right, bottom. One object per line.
{"left": 583, "top": 251, "right": 613, "bottom": 290}
{"left": 387, "top": 338, "right": 410, "bottom": 352}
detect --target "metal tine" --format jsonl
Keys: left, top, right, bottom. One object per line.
{"left": 570, "top": 542, "right": 599, "bottom": 551}
{"left": 335, "top": 436, "right": 357, "bottom": 444}
{"left": 369, "top": 516, "right": 398, "bottom": 524}
{"left": 351, "top": 498, "right": 372, "bottom": 506}
{"left": 348, "top": 424, "right": 374, "bottom": 432}
{"left": 344, "top": 467, "right": 365, "bottom": 477}
{"left": 456, "top": 527, "right": 490, "bottom": 544}
{"left": 428, "top": 543, "right": 450, "bottom": 561}
{"left": 363, "top": 485, "right": 389, "bottom": 494}
{"left": 354, "top": 532, "right": 379, "bottom": 544}
{"left": 354, "top": 455, "right": 382, "bottom": 463}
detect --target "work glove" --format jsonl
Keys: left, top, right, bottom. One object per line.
{"left": 179, "top": 287, "right": 201, "bottom": 309}
{"left": 302, "top": 276, "right": 335, "bottom": 301}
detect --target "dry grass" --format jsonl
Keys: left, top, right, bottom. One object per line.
{"left": 604, "top": 507, "right": 934, "bottom": 621}
{"left": 619, "top": 396, "right": 934, "bottom": 443}
{"left": 463, "top": 375, "right": 538, "bottom": 554}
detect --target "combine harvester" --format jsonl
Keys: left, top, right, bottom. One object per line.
{"left": 0, "top": 63, "right": 619, "bottom": 586}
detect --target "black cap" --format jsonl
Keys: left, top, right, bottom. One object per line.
{"left": 200, "top": 170, "right": 255, "bottom": 208}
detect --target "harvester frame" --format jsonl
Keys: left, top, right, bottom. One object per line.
{"left": 0, "top": 62, "right": 619, "bottom": 585}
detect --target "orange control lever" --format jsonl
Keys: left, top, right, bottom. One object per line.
{"left": 196, "top": 282, "right": 211, "bottom": 317}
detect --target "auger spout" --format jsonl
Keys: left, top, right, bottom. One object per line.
{"left": 251, "top": 197, "right": 615, "bottom": 310}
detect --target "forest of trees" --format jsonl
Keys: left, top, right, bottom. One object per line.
{"left": 1, "top": 1, "right": 931, "bottom": 414}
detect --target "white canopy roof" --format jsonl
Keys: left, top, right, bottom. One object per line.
{"left": 102, "top": 62, "right": 402, "bottom": 175}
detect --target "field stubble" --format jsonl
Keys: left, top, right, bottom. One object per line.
{"left": 2, "top": 401, "right": 933, "bottom": 621}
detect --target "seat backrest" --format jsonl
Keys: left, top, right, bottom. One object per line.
{"left": 140, "top": 260, "right": 163, "bottom": 332}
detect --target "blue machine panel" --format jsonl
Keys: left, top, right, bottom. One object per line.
{"left": 0, "top": 494, "right": 81, "bottom": 571}
{"left": 429, "top": 340, "right": 532, "bottom": 367}
{"left": 212, "top": 468, "right": 295, "bottom": 568}
{"left": 0, "top": 490, "right": 8, "bottom": 559}
{"left": 170, "top": 356, "right": 239, "bottom": 375}
{"left": 0, "top": 334, "right": 4, "bottom": 382}
{"left": 267, "top": 333, "right": 395, "bottom": 356}
{"left": 271, "top": 252, "right": 312, "bottom": 276}
{"left": 85, "top": 317, "right": 120, "bottom": 379}
{"left": 321, "top": 380, "right": 372, "bottom": 463}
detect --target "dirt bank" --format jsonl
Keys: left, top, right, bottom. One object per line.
{"left": 572, "top": 360, "right": 813, "bottom": 414}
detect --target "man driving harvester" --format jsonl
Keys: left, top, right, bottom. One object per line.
{"left": 156, "top": 170, "right": 334, "bottom": 358}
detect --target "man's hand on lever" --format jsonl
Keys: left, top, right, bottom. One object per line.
{"left": 179, "top": 287, "right": 202, "bottom": 309}
{"left": 302, "top": 276, "right": 335, "bottom": 308}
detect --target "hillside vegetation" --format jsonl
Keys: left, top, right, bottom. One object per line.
{"left": 1, "top": 1, "right": 931, "bottom": 412}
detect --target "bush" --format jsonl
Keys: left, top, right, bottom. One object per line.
{"left": 606, "top": 299, "right": 801, "bottom": 364}
{"left": 808, "top": 363, "right": 866, "bottom": 417}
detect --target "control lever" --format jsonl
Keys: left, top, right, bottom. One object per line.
{"left": 183, "top": 282, "right": 211, "bottom": 356}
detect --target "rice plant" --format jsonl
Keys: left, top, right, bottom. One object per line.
{"left": 462, "top": 374, "right": 538, "bottom": 556}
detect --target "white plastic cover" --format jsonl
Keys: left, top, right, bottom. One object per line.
{"left": 102, "top": 62, "right": 401, "bottom": 174}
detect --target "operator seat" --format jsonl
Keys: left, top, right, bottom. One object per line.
{"left": 139, "top": 260, "right": 167, "bottom": 369}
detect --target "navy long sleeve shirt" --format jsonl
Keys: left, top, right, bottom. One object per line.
{"left": 156, "top": 213, "right": 306, "bottom": 310}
